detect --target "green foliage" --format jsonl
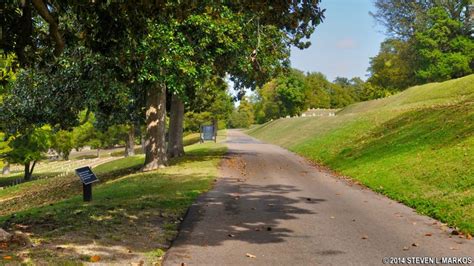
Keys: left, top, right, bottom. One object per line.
{"left": 185, "top": 112, "right": 213, "bottom": 132}
{"left": 0, "top": 53, "right": 18, "bottom": 93}
{"left": 5, "top": 128, "right": 52, "bottom": 166}
{"left": 413, "top": 7, "right": 474, "bottom": 82}
{"left": 228, "top": 97, "right": 255, "bottom": 128}
{"left": 0, "top": 132, "right": 12, "bottom": 168}
{"left": 0, "top": 48, "right": 130, "bottom": 133}
{"left": 304, "top": 72, "right": 331, "bottom": 108}
{"left": 328, "top": 84, "right": 356, "bottom": 108}
{"left": 367, "top": 39, "right": 416, "bottom": 91}
{"left": 253, "top": 70, "right": 307, "bottom": 122}
{"left": 275, "top": 71, "right": 307, "bottom": 116}
{"left": 254, "top": 70, "right": 376, "bottom": 123}
{"left": 71, "top": 114, "right": 97, "bottom": 151}
{"left": 371, "top": 0, "right": 471, "bottom": 40}
{"left": 137, "top": 7, "right": 243, "bottom": 96}
{"left": 369, "top": 1, "right": 473, "bottom": 90}
{"left": 186, "top": 77, "right": 234, "bottom": 126}
{"left": 51, "top": 130, "right": 74, "bottom": 160}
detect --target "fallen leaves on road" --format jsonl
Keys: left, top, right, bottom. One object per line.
{"left": 425, "top": 233, "right": 432, "bottom": 237}
{"left": 246, "top": 253, "right": 256, "bottom": 258}
{"left": 361, "top": 235, "right": 368, "bottom": 240}
{"left": 90, "top": 255, "right": 101, "bottom": 262}
{"left": 403, "top": 246, "right": 409, "bottom": 251}
{"left": 412, "top": 243, "right": 419, "bottom": 247}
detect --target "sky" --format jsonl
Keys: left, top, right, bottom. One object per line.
{"left": 290, "top": 0, "right": 386, "bottom": 81}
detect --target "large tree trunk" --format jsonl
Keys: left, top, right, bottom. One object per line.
{"left": 2, "top": 162, "right": 10, "bottom": 175}
{"left": 167, "top": 94, "right": 185, "bottom": 158}
{"left": 143, "top": 83, "right": 168, "bottom": 171}
{"left": 125, "top": 124, "right": 135, "bottom": 157}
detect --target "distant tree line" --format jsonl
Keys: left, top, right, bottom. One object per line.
{"left": 229, "top": 69, "right": 383, "bottom": 126}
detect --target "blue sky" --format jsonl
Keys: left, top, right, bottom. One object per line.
{"left": 290, "top": 0, "right": 386, "bottom": 81}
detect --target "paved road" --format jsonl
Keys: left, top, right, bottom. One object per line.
{"left": 164, "top": 130, "right": 474, "bottom": 265}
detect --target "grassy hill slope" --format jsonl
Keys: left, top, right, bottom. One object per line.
{"left": 247, "top": 75, "right": 474, "bottom": 234}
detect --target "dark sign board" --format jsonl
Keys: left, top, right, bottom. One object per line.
{"left": 75, "top": 166, "right": 99, "bottom": 185}
{"left": 201, "top": 125, "right": 215, "bottom": 141}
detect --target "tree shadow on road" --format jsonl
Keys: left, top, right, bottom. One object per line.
{"left": 169, "top": 176, "right": 324, "bottom": 252}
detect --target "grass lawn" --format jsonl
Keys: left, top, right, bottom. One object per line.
{"left": 0, "top": 132, "right": 204, "bottom": 189}
{"left": 0, "top": 132, "right": 226, "bottom": 264}
{"left": 247, "top": 75, "right": 474, "bottom": 235}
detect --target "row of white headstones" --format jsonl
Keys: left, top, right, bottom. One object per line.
{"left": 285, "top": 112, "right": 336, "bottom": 119}
{"left": 4, "top": 157, "right": 119, "bottom": 187}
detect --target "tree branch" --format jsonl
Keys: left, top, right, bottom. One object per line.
{"left": 31, "top": 0, "right": 64, "bottom": 57}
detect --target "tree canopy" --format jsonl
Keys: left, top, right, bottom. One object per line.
{"left": 368, "top": 0, "right": 473, "bottom": 91}
{"left": 1, "top": 0, "right": 326, "bottom": 173}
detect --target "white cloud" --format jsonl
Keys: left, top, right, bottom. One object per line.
{"left": 336, "top": 38, "right": 356, "bottom": 49}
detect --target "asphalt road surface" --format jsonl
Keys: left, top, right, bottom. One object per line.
{"left": 164, "top": 130, "right": 474, "bottom": 265}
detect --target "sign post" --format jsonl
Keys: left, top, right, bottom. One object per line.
{"left": 83, "top": 183, "right": 92, "bottom": 202}
{"left": 75, "top": 166, "right": 99, "bottom": 202}
{"left": 200, "top": 125, "right": 216, "bottom": 143}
